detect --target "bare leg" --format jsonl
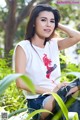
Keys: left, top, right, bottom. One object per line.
{"left": 40, "top": 96, "right": 55, "bottom": 120}
{"left": 40, "top": 87, "right": 79, "bottom": 120}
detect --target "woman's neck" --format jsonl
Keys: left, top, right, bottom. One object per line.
{"left": 32, "top": 36, "right": 45, "bottom": 48}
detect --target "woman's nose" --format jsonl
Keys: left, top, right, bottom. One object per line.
{"left": 46, "top": 21, "right": 51, "bottom": 26}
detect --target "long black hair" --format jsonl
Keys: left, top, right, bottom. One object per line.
{"left": 25, "top": 4, "right": 60, "bottom": 45}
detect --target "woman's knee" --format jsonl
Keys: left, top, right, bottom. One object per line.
{"left": 41, "top": 96, "right": 55, "bottom": 120}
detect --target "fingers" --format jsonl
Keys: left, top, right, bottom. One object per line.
{"left": 66, "top": 86, "right": 79, "bottom": 96}
{"left": 57, "top": 82, "right": 69, "bottom": 89}
{"left": 63, "top": 82, "right": 70, "bottom": 86}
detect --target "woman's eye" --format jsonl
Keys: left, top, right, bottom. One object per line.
{"left": 50, "top": 20, "right": 55, "bottom": 23}
{"left": 41, "top": 19, "right": 46, "bottom": 21}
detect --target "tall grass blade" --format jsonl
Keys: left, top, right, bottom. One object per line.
{"left": 26, "top": 109, "right": 52, "bottom": 120}
{"left": 0, "top": 74, "right": 35, "bottom": 95}
{"left": 51, "top": 92, "right": 68, "bottom": 120}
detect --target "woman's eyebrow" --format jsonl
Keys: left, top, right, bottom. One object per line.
{"left": 40, "top": 17, "right": 55, "bottom": 20}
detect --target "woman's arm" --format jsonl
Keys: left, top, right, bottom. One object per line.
{"left": 58, "top": 23, "right": 80, "bottom": 50}
{"left": 15, "top": 45, "right": 28, "bottom": 90}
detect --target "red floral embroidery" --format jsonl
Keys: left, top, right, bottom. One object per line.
{"left": 43, "top": 54, "right": 57, "bottom": 79}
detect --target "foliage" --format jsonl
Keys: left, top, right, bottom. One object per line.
{"left": 0, "top": 82, "right": 25, "bottom": 112}
{"left": 0, "top": 1, "right": 80, "bottom": 119}
{"left": 0, "top": 74, "right": 53, "bottom": 119}
{"left": 26, "top": 109, "right": 52, "bottom": 120}
{"left": 0, "top": 72, "right": 80, "bottom": 120}
{"left": 59, "top": 52, "right": 80, "bottom": 82}
{"left": 0, "top": 0, "right": 80, "bottom": 58}
{"left": 0, "top": 51, "right": 26, "bottom": 113}
{"left": 0, "top": 73, "right": 36, "bottom": 113}
{"left": 51, "top": 92, "right": 68, "bottom": 120}
{"left": 0, "top": 50, "right": 80, "bottom": 119}
{"left": 0, "top": 57, "right": 12, "bottom": 79}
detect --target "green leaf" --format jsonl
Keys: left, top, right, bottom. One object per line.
{"left": 20, "top": 75, "right": 35, "bottom": 94}
{"left": 67, "top": 72, "right": 80, "bottom": 78}
{"left": 26, "top": 109, "right": 52, "bottom": 120}
{"left": 55, "top": 71, "right": 80, "bottom": 81}
{"left": 51, "top": 92, "right": 68, "bottom": 120}
{"left": 73, "top": 113, "right": 79, "bottom": 120}
{"left": 8, "top": 108, "right": 28, "bottom": 118}
{"left": 68, "top": 112, "right": 79, "bottom": 120}
{"left": 0, "top": 73, "right": 35, "bottom": 95}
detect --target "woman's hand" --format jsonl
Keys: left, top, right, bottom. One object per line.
{"left": 53, "top": 82, "right": 69, "bottom": 93}
{"left": 66, "top": 86, "right": 79, "bottom": 96}
{"left": 57, "top": 82, "right": 69, "bottom": 89}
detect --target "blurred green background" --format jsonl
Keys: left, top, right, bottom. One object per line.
{"left": 0, "top": 0, "right": 80, "bottom": 119}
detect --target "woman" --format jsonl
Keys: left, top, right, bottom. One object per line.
{"left": 14, "top": 4, "right": 80, "bottom": 120}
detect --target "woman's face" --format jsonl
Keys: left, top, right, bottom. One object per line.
{"left": 34, "top": 11, "right": 55, "bottom": 39}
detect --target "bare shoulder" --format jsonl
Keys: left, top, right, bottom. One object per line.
{"left": 15, "top": 45, "right": 26, "bottom": 61}
{"left": 16, "top": 44, "right": 23, "bottom": 53}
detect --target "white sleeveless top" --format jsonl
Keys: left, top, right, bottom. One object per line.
{"left": 14, "top": 39, "right": 61, "bottom": 99}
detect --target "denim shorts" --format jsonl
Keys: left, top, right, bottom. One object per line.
{"left": 27, "top": 78, "right": 80, "bottom": 120}
{"left": 27, "top": 94, "right": 50, "bottom": 120}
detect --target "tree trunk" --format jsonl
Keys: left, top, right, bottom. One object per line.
{"left": 4, "top": 0, "right": 16, "bottom": 59}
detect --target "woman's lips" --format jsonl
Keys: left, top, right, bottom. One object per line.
{"left": 44, "top": 29, "right": 51, "bottom": 33}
